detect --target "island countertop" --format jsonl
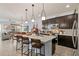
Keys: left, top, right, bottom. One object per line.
{"left": 22, "top": 35, "right": 56, "bottom": 43}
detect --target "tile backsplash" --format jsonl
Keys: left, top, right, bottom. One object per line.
{"left": 59, "top": 29, "right": 78, "bottom": 36}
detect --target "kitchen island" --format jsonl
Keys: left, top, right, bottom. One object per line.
{"left": 22, "top": 35, "right": 57, "bottom": 56}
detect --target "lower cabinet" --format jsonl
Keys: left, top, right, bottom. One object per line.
{"left": 52, "top": 38, "right": 57, "bottom": 55}
{"left": 58, "top": 35, "right": 78, "bottom": 49}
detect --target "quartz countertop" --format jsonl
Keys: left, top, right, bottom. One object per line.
{"left": 23, "top": 35, "right": 56, "bottom": 43}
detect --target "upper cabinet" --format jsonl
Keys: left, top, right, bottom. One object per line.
{"left": 42, "top": 14, "right": 78, "bottom": 29}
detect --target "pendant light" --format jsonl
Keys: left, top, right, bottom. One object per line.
{"left": 25, "top": 9, "right": 28, "bottom": 23}
{"left": 41, "top": 3, "right": 46, "bottom": 20}
{"left": 31, "top": 4, "right": 35, "bottom": 22}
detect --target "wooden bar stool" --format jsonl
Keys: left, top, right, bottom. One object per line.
{"left": 14, "top": 35, "right": 22, "bottom": 51}
{"left": 31, "top": 39, "right": 45, "bottom": 56}
{"left": 21, "top": 32, "right": 26, "bottom": 34}
{"left": 21, "top": 37, "right": 31, "bottom": 56}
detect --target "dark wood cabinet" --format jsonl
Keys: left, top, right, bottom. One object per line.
{"left": 42, "top": 14, "right": 78, "bottom": 29}
{"left": 52, "top": 38, "right": 57, "bottom": 55}
{"left": 58, "top": 35, "right": 78, "bottom": 49}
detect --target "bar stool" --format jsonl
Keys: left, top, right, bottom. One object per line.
{"left": 21, "top": 37, "right": 31, "bottom": 56}
{"left": 15, "top": 35, "right": 22, "bottom": 51}
{"left": 31, "top": 39, "right": 45, "bottom": 56}
{"left": 21, "top": 32, "right": 26, "bottom": 34}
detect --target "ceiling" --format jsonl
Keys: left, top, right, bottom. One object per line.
{"left": 0, "top": 3, "right": 79, "bottom": 22}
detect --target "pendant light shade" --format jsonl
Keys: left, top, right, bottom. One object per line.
{"left": 32, "top": 19, "right": 35, "bottom": 22}
{"left": 41, "top": 3, "right": 46, "bottom": 20}
{"left": 25, "top": 21, "right": 28, "bottom": 23}
{"left": 31, "top": 4, "right": 35, "bottom": 22}
{"left": 42, "top": 16, "right": 46, "bottom": 20}
{"left": 25, "top": 9, "right": 28, "bottom": 23}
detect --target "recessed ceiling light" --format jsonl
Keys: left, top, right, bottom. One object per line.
{"left": 66, "top": 5, "right": 70, "bottom": 8}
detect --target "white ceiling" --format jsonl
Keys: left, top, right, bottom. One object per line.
{"left": 0, "top": 3, "right": 79, "bottom": 21}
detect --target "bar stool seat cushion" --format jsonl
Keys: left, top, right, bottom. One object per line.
{"left": 32, "top": 43, "right": 44, "bottom": 48}
{"left": 23, "top": 41, "right": 29, "bottom": 44}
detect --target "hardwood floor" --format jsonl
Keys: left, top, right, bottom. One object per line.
{"left": 54, "top": 45, "right": 73, "bottom": 56}
{"left": 0, "top": 37, "right": 79, "bottom": 56}
{"left": 0, "top": 38, "right": 20, "bottom": 56}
